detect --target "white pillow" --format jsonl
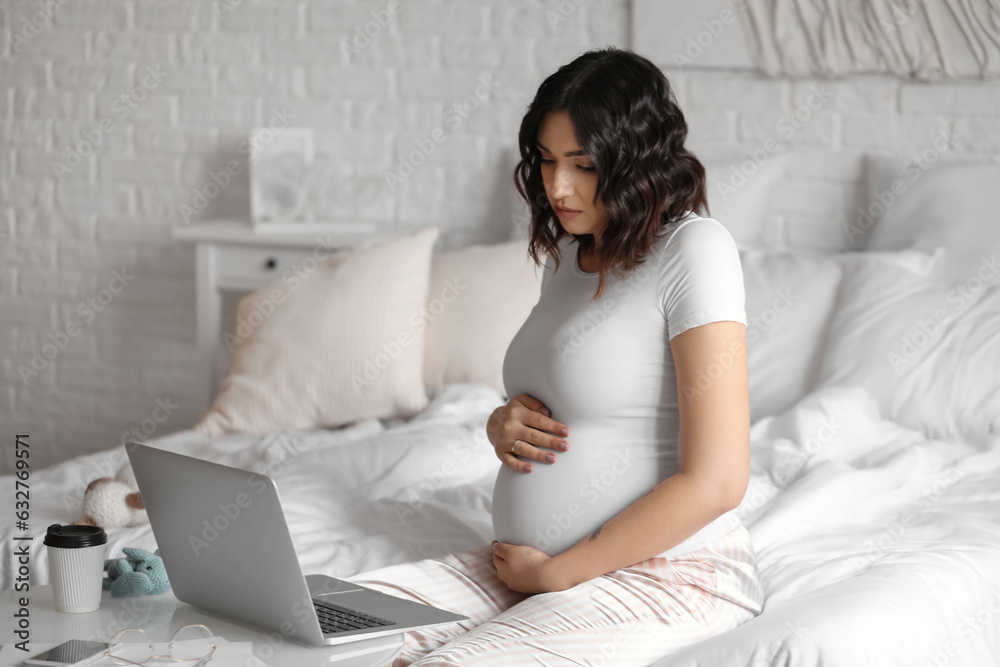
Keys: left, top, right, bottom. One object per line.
{"left": 816, "top": 249, "right": 1000, "bottom": 437}
{"left": 740, "top": 248, "right": 843, "bottom": 423}
{"left": 423, "top": 238, "right": 542, "bottom": 400}
{"left": 194, "top": 226, "right": 439, "bottom": 436}
{"left": 863, "top": 156, "right": 1000, "bottom": 283}
{"left": 704, "top": 150, "right": 792, "bottom": 250}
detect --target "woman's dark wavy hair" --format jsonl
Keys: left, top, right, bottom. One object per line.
{"left": 514, "top": 46, "right": 709, "bottom": 300}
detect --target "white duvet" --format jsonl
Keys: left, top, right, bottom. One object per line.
{"left": 3, "top": 381, "right": 999, "bottom": 666}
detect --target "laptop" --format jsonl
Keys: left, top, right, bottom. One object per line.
{"left": 126, "top": 442, "right": 469, "bottom": 649}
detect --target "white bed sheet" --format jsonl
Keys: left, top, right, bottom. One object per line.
{"left": 654, "top": 384, "right": 1000, "bottom": 666}
{"left": 3, "top": 382, "right": 999, "bottom": 666}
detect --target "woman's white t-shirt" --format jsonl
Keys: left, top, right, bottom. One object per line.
{"left": 492, "top": 212, "right": 748, "bottom": 558}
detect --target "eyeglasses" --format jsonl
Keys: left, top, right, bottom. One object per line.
{"left": 101, "top": 624, "right": 216, "bottom": 667}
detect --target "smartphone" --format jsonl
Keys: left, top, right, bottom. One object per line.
{"left": 23, "top": 639, "right": 108, "bottom": 667}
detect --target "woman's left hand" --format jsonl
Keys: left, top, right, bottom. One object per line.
{"left": 491, "top": 540, "right": 566, "bottom": 593}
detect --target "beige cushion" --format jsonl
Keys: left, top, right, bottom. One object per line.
{"left": 194, "top": 226, "right": 439, "bottom": 436}
{"left": 423, "top": 238, "right": 543, "bottom": 399}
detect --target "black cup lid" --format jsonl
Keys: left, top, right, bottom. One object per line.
{"left": 43, "top": 523, "right": 108, "bottom": 548}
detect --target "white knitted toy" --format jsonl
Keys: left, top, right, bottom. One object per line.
{"left": 73, "top": 462, "right": 149, "bottom": 529}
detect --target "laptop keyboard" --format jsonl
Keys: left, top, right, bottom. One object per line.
{"left": 314, "top": 601, "right": 395, "bottom": 634}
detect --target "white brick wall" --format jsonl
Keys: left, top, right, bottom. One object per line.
{"left": 0, "top": 0, "right": 630, "bottom": 472}
{"left": 2, "top": 0, "right": 998, "bottom": 473}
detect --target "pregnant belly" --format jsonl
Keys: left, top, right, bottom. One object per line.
{"left": 491, "top": 434, "right": 660, "bottom": 557}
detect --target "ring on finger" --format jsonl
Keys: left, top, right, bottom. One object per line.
{"left": 511, "top": 439, "right": 523, "bottom": 454}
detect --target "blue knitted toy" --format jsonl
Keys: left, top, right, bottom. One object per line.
{"left": 102, "top": 547, "right": 170, "bottom": 597}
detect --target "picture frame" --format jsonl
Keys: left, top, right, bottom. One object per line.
{"left": 249, "top": 126, "right": 315, "bottom": 228}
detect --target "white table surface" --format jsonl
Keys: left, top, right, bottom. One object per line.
{"left": 0, "top": 585, "right": 402, "bottom": 667}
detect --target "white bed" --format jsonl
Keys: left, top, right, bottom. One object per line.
{"left": 3, "top": 153, "right": 999, "bottom": 666}
{"left": 4, "top": 381, "right": 999, "bottom": 665}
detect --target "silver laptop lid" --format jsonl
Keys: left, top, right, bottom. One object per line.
{"left": 126, "top": 442, "right": 327, "bottom": 646}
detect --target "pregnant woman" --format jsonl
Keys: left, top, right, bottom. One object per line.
{"left": 346, "top": 46, "right": 765, "bottom": 665}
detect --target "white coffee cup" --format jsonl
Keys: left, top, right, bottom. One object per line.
{"left": 44, "top": 524, "right": 108, "bottom": 613}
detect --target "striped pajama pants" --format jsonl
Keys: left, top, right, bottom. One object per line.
{"left": 344, "top": 525, "right": 765, "bottom": 666}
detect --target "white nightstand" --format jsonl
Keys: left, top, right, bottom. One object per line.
{"left": 172, "top": 221, "right": 388, "bottom": 413}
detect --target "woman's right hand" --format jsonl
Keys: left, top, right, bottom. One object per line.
{"left": 487, "top": 394, "right": 571, "bottom": 473}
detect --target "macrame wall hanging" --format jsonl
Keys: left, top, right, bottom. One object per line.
{"left": 736, "top": 0, "right": 1000, "bottom": 80}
